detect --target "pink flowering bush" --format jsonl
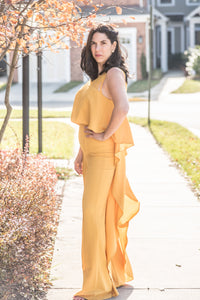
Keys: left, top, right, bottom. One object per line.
{"left": 0, "top": 147, "right": 60, "bottom": 299}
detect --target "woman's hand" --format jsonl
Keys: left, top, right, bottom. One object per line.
{"left": 85, "top": 127, "right": 105, "bottom": 141}
{"left": 74, "top": 148, "right": 83, "bottom": 175}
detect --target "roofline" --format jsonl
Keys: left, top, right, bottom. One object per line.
{"left": 153, "top": 8, "right": 169, "bottom": 21}
{"left": 185, "top": 5, "right": 200, "bottom": 21}
{"left": 95, "top": 14, "right": 149, "bottom": 24}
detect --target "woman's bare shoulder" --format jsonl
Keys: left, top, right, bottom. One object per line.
{"left": 102, "top": 68, "right": 127, "bottom": 100}
{"left": 106, "top": 67, "right": 125, "bottom": 81}
{"left": 105, "top": 68, "right": 126, "bottom": 91}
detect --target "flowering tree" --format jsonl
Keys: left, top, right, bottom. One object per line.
{"left": 185, "top": 46, "right": 200, "bottom": 78}
{"left": 0, "top": 0, "right": 101, "bottom": 143}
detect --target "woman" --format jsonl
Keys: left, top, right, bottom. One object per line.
{"left": 71, "top": 24, "right": 140, "bottom": 300}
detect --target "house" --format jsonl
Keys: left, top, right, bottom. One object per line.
{"left": 4, "top": 0, "right": 199, "bottom": 84}
{"left": 71, "top": 0, "right": 150, "bottom": 82}
{"left": 152, "top": 0, "right": 200, "bottom": 72}
{"left": 5, "top": 0, "right": 150, "bottom": 84}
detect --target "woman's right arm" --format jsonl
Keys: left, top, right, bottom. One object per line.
{"left": 74, "top": 147, "right": 83, "bottom": 175}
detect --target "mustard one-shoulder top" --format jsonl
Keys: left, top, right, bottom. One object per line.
{"left": 71, "top": 72, "right": 134, "bottom": 156}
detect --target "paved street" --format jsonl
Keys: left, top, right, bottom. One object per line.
{"left": 129, "top": 97, "right": 200, "bottom": 137}
{"left": 129, "top": 71, "right": 200, "bottom": 137}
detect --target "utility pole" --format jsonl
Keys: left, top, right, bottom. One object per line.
{"left": 22, "top": 54, "right": 29, "bottom": 151}
{"left": 148, "top": 0, "right": 153, "bottom": 127}
{"left": 37, "top": 51, "right": 42, "bottom": 153}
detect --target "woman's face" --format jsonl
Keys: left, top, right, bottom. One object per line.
{"left": 90, "top": 32, "right": 116, "bottom": 66}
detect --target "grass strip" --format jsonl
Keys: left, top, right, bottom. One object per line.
{"left": 172, "top": 78, "right": 200, "bottom": 93}
{"left": 0, "top": 109, "right": 71, "bottom": 119}
{"left": 0, "top": 82, "right": 6, "bottom": 91}
{"left": 54, "top": 81, "right": 82, "bottom": 93}
{"left": 127, "top": 79, "right": 160, "bottom": 93}
{"left": 0, "top": 120, "right": 74, "bottom": 159}
{"left": 129, "top": 116, "right": 200, "bottom": 193}
{"left": 56, "top": 167, "right": 75, "bottom": 180}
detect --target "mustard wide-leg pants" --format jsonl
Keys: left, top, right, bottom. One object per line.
{"left": 74, "top": 125, "right": 134, "bottom": 300}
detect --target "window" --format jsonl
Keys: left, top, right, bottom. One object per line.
{"left": 157, "top": 0, "right": 175, "bottom": 7}
{"left": 120, "top": 37, "right": 131, "bottom": 44}
{"left": 195, "top": 24, "right": 200, "bottom": 45}
{"left": 186, "top": 0, "right": 200, "bottom": 5}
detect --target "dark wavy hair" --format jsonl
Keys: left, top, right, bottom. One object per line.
{"left": 80, "top": 24, "right": 129, "bottom": 82}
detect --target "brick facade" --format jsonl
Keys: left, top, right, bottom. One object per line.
{"left": 71, "top": 0, "right": 148, "bottom": 81}
{"left": 70, "top": 40, "right": 83, "bottom": 81}
{"left": 135, "top": 22, "right": 147, "bottom": 80}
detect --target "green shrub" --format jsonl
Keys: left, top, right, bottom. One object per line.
{"left": 168, "top": 52, "right": 187, "bottom": 70}
{"left": 152, "top": 68, "right": 162, "bottom": 80}
{"left": 0, "top": 146, "right": 60, "bottom": 299}
{"left": 193, "top": 55, "right": 200, "bottom": 77}
{"left": 185, "top": 46, "right": 200, "bottom": 78}
{"left": 140, "top": 52, "right": 147, "bottom": 79}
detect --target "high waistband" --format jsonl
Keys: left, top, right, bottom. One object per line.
{"left": 79, "top": 125, "right": 115, "bottom": 156}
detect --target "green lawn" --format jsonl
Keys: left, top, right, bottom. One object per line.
{"left": 127, "top": 79, "right": 160, "bottom": 93}
{"left": 172, "top": 78, "right": 200, "bottom": 93}
{"left": 0, "top": 108, "right": 71, "bottom": 119}
{"left": 0, "top": 120, "right": 74, "bottom": 159}
{"left": 54, "top": 81, "right": 83, "bottom": 93}
{"left": 0, "top": 82, "right": 6, "bottom": 91}
{"left": 129, "top": 116, "right": 200, "bottom": 192}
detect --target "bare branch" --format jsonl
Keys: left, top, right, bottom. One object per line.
{"left": 0, "top": 16, "right": 28, "bottom": 143}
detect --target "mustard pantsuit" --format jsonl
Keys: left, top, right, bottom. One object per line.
{"left": 71, "top": 72, "right": 140, "bottom": 300}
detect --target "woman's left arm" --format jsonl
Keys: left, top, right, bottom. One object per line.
{"left": 85, "top": 67, "right": 129, "bottom": 141}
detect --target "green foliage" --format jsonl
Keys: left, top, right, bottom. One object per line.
{"left": 152, "top": 68, "right": 162, "bottom": 80}
{"left": 0, "top": 147, "right": 61, "bottom": 299}
{"left": 193, "top": 55, "right": 200, "bottom": 77}
{"left": 140, "top": 52, "right": 147, "bottom": 79}
{"left": 185, "top": 46, "right": 200, "bottom": 77}
{"left": 168, "top": 52, "right": 187, "bottom": 69}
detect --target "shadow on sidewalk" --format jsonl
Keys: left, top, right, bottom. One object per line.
{"left": 108, "top": 284, "right": 134, "bottom": 299}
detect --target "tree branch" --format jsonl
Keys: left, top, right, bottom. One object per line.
{"left": 0, "top": 17, "right": 27, "bottom": 143}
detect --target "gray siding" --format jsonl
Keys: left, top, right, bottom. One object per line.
{"left": 155, "top": 0, "right": 200, "bottom": 17}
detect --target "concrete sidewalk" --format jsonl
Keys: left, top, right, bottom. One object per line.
{"left": 47, "top": 123, "right": 200, "bottom": 300}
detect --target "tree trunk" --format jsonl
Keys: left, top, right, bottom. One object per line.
{"left": 0, "top": 18, "right": 27, "bottom": 144}
{"left": 0, "top": 42, "right": 19, "bottom": 143}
